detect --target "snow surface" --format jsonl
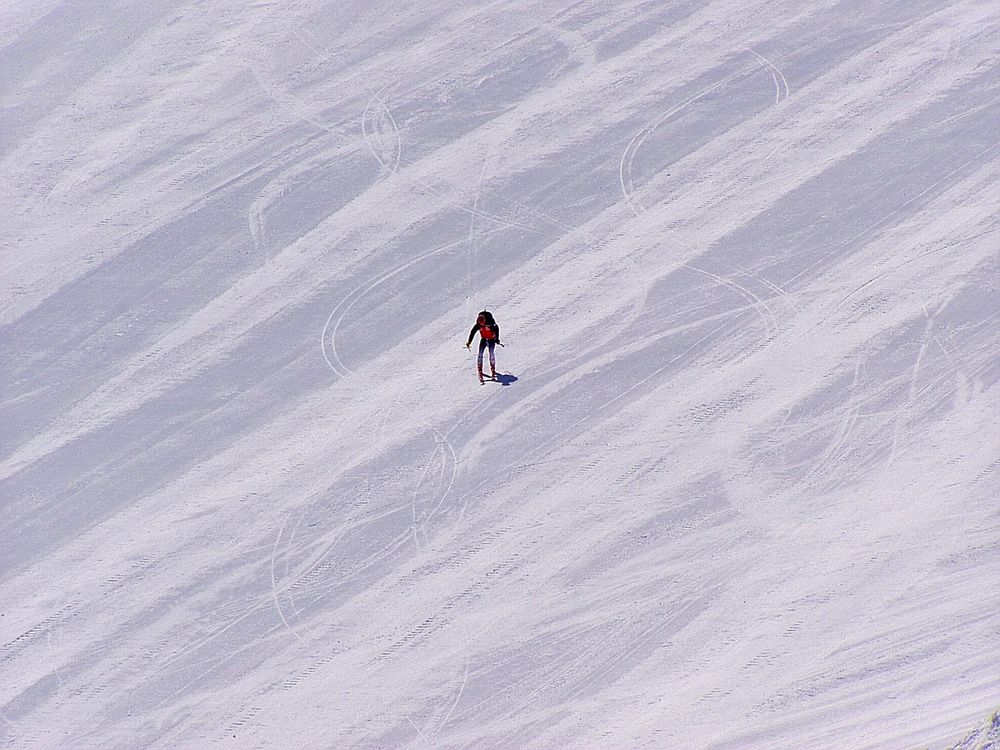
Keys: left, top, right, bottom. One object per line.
{"left": 2, "top": 1, "right": 1000, "bottom": 747}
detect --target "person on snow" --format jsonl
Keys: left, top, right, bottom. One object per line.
{"left": 465, "top": 310, "right": 501, "bottom": 383}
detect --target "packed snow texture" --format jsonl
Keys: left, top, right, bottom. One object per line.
{"left": 2, "top": 1, "right": 999, "bottom": 748}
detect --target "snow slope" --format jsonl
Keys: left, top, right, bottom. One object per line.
{"left": 2, "top": 0, "right": 999, "bottom": 747}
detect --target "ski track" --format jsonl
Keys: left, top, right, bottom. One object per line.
{"left": 3, "top": 1, "right": 1000, "bottom": 749}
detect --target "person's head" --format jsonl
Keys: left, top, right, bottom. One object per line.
{"left": 477, "top": 314, "right": 486, "bottom": 325}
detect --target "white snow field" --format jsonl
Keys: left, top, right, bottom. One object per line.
{"left": 2, "top": 0, "right": 999, "bottom": 747}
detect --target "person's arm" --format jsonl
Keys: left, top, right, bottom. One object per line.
{"left": 466, "top": 324, "right": 479, "bottom": 347}
{"left": 494, "top": 323, "right": 501, "bottom": 344}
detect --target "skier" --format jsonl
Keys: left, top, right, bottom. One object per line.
{"left": 465, "top": 310, "right": 501, "bottom": 384}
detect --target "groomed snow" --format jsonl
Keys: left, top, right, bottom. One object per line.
{"left": 2, "top": 1, "right": 999, "bottom": 747}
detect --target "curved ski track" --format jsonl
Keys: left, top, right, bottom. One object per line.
{"left": 3, "top": 1, "right": 1000, "bottom": 749}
